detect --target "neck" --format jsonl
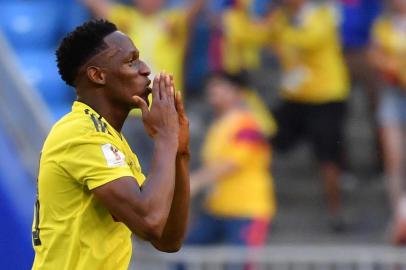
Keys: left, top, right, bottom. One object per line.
{"left": 77, "top": 92, "right": 129, "bottom": 132}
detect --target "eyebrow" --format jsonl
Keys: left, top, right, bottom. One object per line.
{"left": 127, "top": 50, "right": 140, "bottom": 60}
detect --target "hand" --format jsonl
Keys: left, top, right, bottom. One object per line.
{"left": 171, "top": 77, "right": 190, "bottom": 155}
{"left": 132, "top": 72, "right": 179, "bottom": 142}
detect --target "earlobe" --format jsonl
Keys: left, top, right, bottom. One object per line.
{"left": 87, "top": 66, "right": 106, "bottom": 85}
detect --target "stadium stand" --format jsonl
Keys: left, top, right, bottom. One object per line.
{"left": 0, "top": 0, "right": 87, "bottom": 120}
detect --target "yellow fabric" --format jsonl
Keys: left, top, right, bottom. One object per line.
{"left": 372, "top": 16, "right": 406, "bottom": 55}
{"left": 268, "top": 4, "right": 349, "bottom": 103}
{"left": 222, "top": 7, "right": 268, "bottom": 74}
{"left": 372, "top": 15, "right": 406, "bottom": 82}
{"left": 32, "top": 101, "right": 145, "bottom": 270}
{"left": 108, "top": 4, "right": 188, "bottom": 92}
{"left": 241, "top": 88, "right": 277, "bottom": 137}
{"left": 202, "top": 110, "right": 276, "bottom": 219}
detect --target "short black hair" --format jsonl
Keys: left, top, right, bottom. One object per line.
{"left": 56, "top": 19, "right": 117, "bottom": 87}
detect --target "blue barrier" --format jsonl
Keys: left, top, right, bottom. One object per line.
{"left": 0, "top": 125, "right": 35, "bottom": 269}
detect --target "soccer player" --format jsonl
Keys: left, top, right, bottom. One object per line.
{"left": 31, "top": 20, "right": 190, "bottom": 269}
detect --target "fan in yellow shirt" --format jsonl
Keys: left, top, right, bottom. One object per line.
{"left": 187, "top": 72, "right": 275, "bottom": 247}
{"left": 221, "top": 0, "right": 267, "bottom": 75}
{"left": 219, "top": 0, "right": 277, "bottom": 137}
{"left": 267, "top": 0, "right": 349, "bottom": 231}
{"left": 267, "top": 0, "right": 349, "bottom": 103}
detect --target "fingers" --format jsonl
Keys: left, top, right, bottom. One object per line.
{"left": 132, "top": 96, "right": 149, "bottom": 116}
{"left": 169, "top": 74, "right": 176, "bottom": 104}
{"left": 157, "top": 72, "right": 175, "bottom": 106}
{"left": 159, "top": 72, "right": 167, "bottom": 102}
{"left": 152, "top": 73, "right": 160, "bottom": 100}
{"left": 175, "top": 90, "right": 185, "bottom": 115}
{"left": 165, "top": 74, "right": 175, "bottom": 106}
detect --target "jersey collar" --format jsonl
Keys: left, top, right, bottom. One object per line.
{"left": 72, "top": 101, "right": 123, "bottom": 140}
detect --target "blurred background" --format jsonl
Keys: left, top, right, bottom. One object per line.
{"left": 1, "top": 0, "right": 406, "bottom": 269}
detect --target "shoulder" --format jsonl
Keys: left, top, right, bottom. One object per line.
{"left": 217, "top": 110, "right": 261, "bottom": 135}
{"left": 234, "top": 112, "right": 268, "bottom": 144}
{"left": 372, "top": 15, "right": 392, "bottom": 39}
{"left": 373, "top": 15, "right": 391, "bottom": 30}
{"left": 232, "top": 110, "right": 259, "bottom": 126}
{"left": 42, "top": 109, "right": 113, "bottom": 160}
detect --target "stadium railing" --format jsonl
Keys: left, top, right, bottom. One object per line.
{"left": 0, "top": 30, "right": 52, "bottom": 177}
{"left": 132, "top": 243, "right": 406, "bottom": 270}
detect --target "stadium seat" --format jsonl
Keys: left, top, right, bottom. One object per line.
{"left": 15, "top": 49, "right": 75, "bottom": 115}
{"left": 0, "top": 1, "right": 63, "bottom": 50}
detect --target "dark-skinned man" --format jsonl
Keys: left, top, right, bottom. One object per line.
{"left": 31, "top": 20, "right": 190, "bottom": 270}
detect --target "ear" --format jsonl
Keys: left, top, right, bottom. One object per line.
{"left": 86, "top": 66, "right": 106, "bottom": 85}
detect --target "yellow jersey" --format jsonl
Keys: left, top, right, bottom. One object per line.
{"left": 32, "top": 101, "right": 145, "bottom": 270}
{"left": 268, "top": 3, "right": 349, "bottom": 103}
{"left": 108, "top": 4, "right": 188, "bottom": 92}
{"left": 202, "top": 109, "right": 276, "bottom": 219}
{"left": 221, "top": 7, "right": 267, "bottom": 74}
{"left": 241, "top": 88, "right": 277, "bottom": 137}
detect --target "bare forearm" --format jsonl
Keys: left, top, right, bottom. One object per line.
{"left": 190, "top": 161, "right": 236, "bottom": 196}
{"left": 140, "top": 137, "right": 178, "bottom": 235}
{"left": 152, "top": 153, "right": 190, "bottom": 252}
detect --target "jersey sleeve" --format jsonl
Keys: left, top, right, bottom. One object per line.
{"left": 220, "top": 117, "right": 270, "bottom": 168}
{"left": 229, "top": 126, "right": 269, "bottom": 167}
{"left": 60, "top": 132, "right": 136, "bottom": 190}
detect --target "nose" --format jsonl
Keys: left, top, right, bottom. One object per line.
{"left": 139, "top": 60, "right": 151, "bottom": 77}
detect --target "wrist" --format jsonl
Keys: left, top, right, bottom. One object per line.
{"left": 155, "top": 132, "right": 179, "bottom": 151}
{"left": 177, "top": 150, "right": 191, "bottom": 160}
